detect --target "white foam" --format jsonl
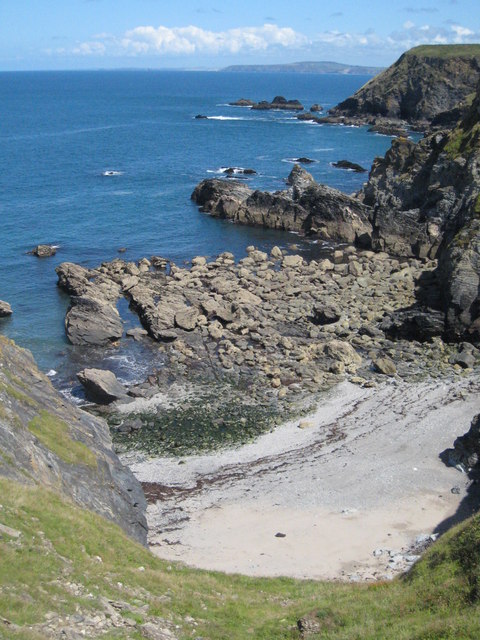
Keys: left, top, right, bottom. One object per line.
{"left": 207, "top": 116, "right": 245, "bottom": 121}
{"left": 314, "top": 148, "right": 334, "bottom": 152}
{"left": 102, "top": 170, "right": 123, "bottom": 176}
{"left": 46, "top": 369, "right": 57, "bottom": 377}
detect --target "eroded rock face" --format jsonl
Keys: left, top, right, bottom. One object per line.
{"left": 0, "top": 336, "right": 147, "bottom": 544}
{"left": 192, "top": 165, "right": 372, "bottom": 244}
{"left": 449, "top": 413, "right": 480, "bottom": 471}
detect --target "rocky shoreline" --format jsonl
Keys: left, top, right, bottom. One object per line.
{"left": 56, "top": 237, "right": 479, "bottom": 456}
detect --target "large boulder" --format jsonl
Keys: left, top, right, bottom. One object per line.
{"left": 65, "top": 296, "right": 123, "bottom": 346}
{"left": 77, "top": 368, "right": 129, "bottom": 404}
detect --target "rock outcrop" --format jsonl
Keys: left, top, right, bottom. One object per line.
{"left": 327, "top": 45, "right": 480, "bottom": 127}
{"left": 230, "top": 96, "right": 304, "bottom": 111}
{"left": 0, "top": 301, "right": 12, "bottom": 317}
{"left": 0, "top": 336, "right": 147, "bottom": 543}
{"left": 192, "top": 165, "right": 372, "bottom": 244}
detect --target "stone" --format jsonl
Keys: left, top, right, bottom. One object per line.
{"left": 65, "top": 296, "right": 123, "bottom": 346}
{"left": 324, "top": 340, "right": 362, "bottom": 368}
{"left": 77, "top": 368, "right": 129, "bottom": 404}
{"left": 449, "top": 352, "right": 475, "bottom": 369}
{"left": 31, "top": 244, "right": 57, "bottom": 257}
{"left": 282, "top": 254, "right": 303, "bottom": 268}
{"left": 0, "top": 301, "right": 12, "bottom": 317}
{"left": 372, "top": 356, "right": 397, "bottom": 376}
{"left": 270, "top": 246, "right": 283, "bottom": 259}
{"left": 175, "top": 308, "right": 200, "bottom": 331}
{"left": 311, "top": 304, "right": 340, "bottom": 325}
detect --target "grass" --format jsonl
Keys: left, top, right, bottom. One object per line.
{"left": 406, "top": 44, "right": 480, "bottom": 59}
{"left": 27, "top": 410, "right": 97, "bottom": 468}
{"left": 2, "top": 477, "right": 480, "bottom": 639}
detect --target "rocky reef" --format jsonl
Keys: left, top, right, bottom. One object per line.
{"left": 326, "top": 45, "right": 480, "bottom": 128}
{"left": 0, "top": 335, "right": 147, "bottom": 543}
{"left": 192, "top": 164, "right": 372, "bottom": 244}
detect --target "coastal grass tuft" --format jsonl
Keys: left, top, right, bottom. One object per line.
{"left": 0, "top": 382, "right": 37, "bottom": 409}
{"left": 27, "top": 410, "right": 97, "bottom": 467}
{"left": 2, "top": 477, "right": 480, "bottom": 638}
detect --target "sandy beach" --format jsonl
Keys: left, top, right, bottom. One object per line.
{"left": 123, "top": 374, "right": 480, "bottom": 581}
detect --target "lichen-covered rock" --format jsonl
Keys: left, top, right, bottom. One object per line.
{"left": 0, "top": 336, "right": 147, "bottom": 544}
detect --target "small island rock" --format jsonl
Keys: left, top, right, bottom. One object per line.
{"left": 77, "top": 368, "right": 129, "bottom": 404}
{"left": 0, "top": 301, "right": 13, "bottom": 317}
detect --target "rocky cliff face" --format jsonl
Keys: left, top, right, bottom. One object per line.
{"left": 328, "top": 45, "right": 480, "bottom": 126}
{"left": 0, "top": 335, "right": 147, "bottom": 544}
{"left": 360, "top": 82, "right": 480, "bottom": 339}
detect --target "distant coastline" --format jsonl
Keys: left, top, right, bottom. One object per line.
{"left": 222, "top": 60, "right": 384, "bottom": 75}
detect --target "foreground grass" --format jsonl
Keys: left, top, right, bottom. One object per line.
{"left": 1, "top": 478, "right": 480, "bottom": 639}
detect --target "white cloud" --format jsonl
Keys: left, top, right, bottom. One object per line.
{"left": 67, "top": 20, "right": 480, "bottom": 61}
{"left": 119, "top": 23, "right": 307, "bottom": 56}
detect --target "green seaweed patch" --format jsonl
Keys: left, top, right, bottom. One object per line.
{"left": 475, "top": 193, "right": 480, "bottom": 216}
{"left": 28, "top": 410, "right": 97, "bottom": 468}
{"left": 110, "top": 398, "right": 280, "bottom": 456}
{"left": 445, "top": 121, "right": 480, "bottom": 158}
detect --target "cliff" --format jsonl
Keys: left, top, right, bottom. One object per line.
{"left": 0, "top": 335, "right": 147, "bottom": 544}
{"left": 328, "top": 45, "right": 480, "bottom": 126}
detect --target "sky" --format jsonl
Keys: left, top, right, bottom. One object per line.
{"left": 0, "top": 0, "right": 479, "bottom": 71}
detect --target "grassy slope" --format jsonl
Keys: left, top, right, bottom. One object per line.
{"left": 1, "top": 477, "right": 480, "bottom": 639}
{"left": 405, "top": 44, "right": 480, "bottom": 59}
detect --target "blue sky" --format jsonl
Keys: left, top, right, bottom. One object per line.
{"left": 0, "top": 0, "right": 478, "bottom": 70}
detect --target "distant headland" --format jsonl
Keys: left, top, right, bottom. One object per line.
{"left": 221, "top": 60, "right": 384, "bottom": 75}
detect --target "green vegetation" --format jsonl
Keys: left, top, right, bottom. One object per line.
{"left": 406, "top": 44, "right": 480, "bottom": 59}
{"left": 0, "top": 382, "right": 37, "bottom": 409}
{"left": 2, "top": 477, "right": 480, "bottom": 639}
{"left": 27, "top": 410, "right": 97, "bottom": 468}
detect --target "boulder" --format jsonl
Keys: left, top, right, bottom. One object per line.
{"left": 379, "top": 307, "right": 445, "bottom": 342}
{"left": 175, "top": 308, "right": 200, "bottom": 331}
{"left": 372, "top": 356, "right": 397, "bottom": 376}
{"left": 65, "top": 296, "right": 123, "bottom": 346}
{"left": 77, "top": 368, "right": 129, "bottom": 404}
{"left": 311, "top": 304, "right": 340, "bottom": 325}
{"left": 0, "top": 301, "right": 12, "bottom": 317}
{"left": 332, "top": 160, "right": 367, "bottom": 173}
{"left": 448, "top": 413, "right": 480, "bottom": 471}
{"left": 31, "top": 244, "right": 57, "bottom": 257}
{"left": 310, "top": 104, "right": 323, "bottom": 112}
{"left": 324, "top": 340, "right": 362, "bottom": 368}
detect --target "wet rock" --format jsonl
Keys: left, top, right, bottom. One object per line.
{"left": 332, "top": 160, "right": 367, "bottom": 173}
{"left": 0, "top": 301, "right": 12, "bottom": 317}
{"left": 31, "top": 244, "right": 57, "bottom": 257}
{"left": 311, "top": 304, "right": 341, "bottom": 325}
{"left": 77, "top": 368, "right": 129, "bottom": 404}
{"left": 310, "top": 104, "right": 323, "bottom": 112}
{"left": 379, "top": 307, "right": 445, "bottom": 341}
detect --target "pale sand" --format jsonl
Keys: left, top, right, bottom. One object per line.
{"left": 124, "top": 375, "right": 480, "bottom": 580}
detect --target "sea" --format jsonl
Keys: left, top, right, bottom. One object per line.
{"left": 0, "top": 70, "right": 404, "bottom": 395}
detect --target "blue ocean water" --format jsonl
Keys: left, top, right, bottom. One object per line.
{"left": 0, "top": 70, "right": 398, "bottom": 384}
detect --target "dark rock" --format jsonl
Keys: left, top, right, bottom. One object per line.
{"left": 297, "top": 113, "right": 323, "bottom": 123}
{"left": 368, "top": 123, "right": 408, "bottom": 137}
{"left": 379, "top": 307, "right": 445, "bottom": 341}
{"left": 0, "top": 301, "right": 12, "bottom": 317}
{"left": 311, "top": 304, "right": 341, "bottom": 325}
{"left": 448, "top": 413, "right": 480, "bottom": 471}
{"left": 251, "top": 96, "right": 304, "bottom": 111}
{"left": 192, "top": 165, "right": 372, "bottom": 244}
{"left": 228, "top": 98, "right": 255, "bottom": 107}
{"left": 295, "top": 157, "right": 316, "bottom": 164}
{"left": 449, "top": 352, "right": 475, "bottom": 369}
{"left": 118, "top": 247, "right": 127, "bottom": 253}
{"left": 310, "top": 104, "right": 323, "bottom": 112}
{"left": 332, "top": 160, "right": 367, "bottom": 173}
{"left": 275, "top": 532, "right": 286, "bottom": 538}
{"left": 77, "top": 368, "right": 129, "bottom": 404}
{"left": 0, "top": 336, "right": 147, "bottom": 544}
{"left": 195, "top": 114, "right": 208, "bottom": 119}
{"left": 31, "top": 244, "right": 57, "bottom": 257}
{"left": 221, "top": 167, "right": 257, "bottom": 176}
{"left": 65, "top": 296, "right": 123, "bottom": 346}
